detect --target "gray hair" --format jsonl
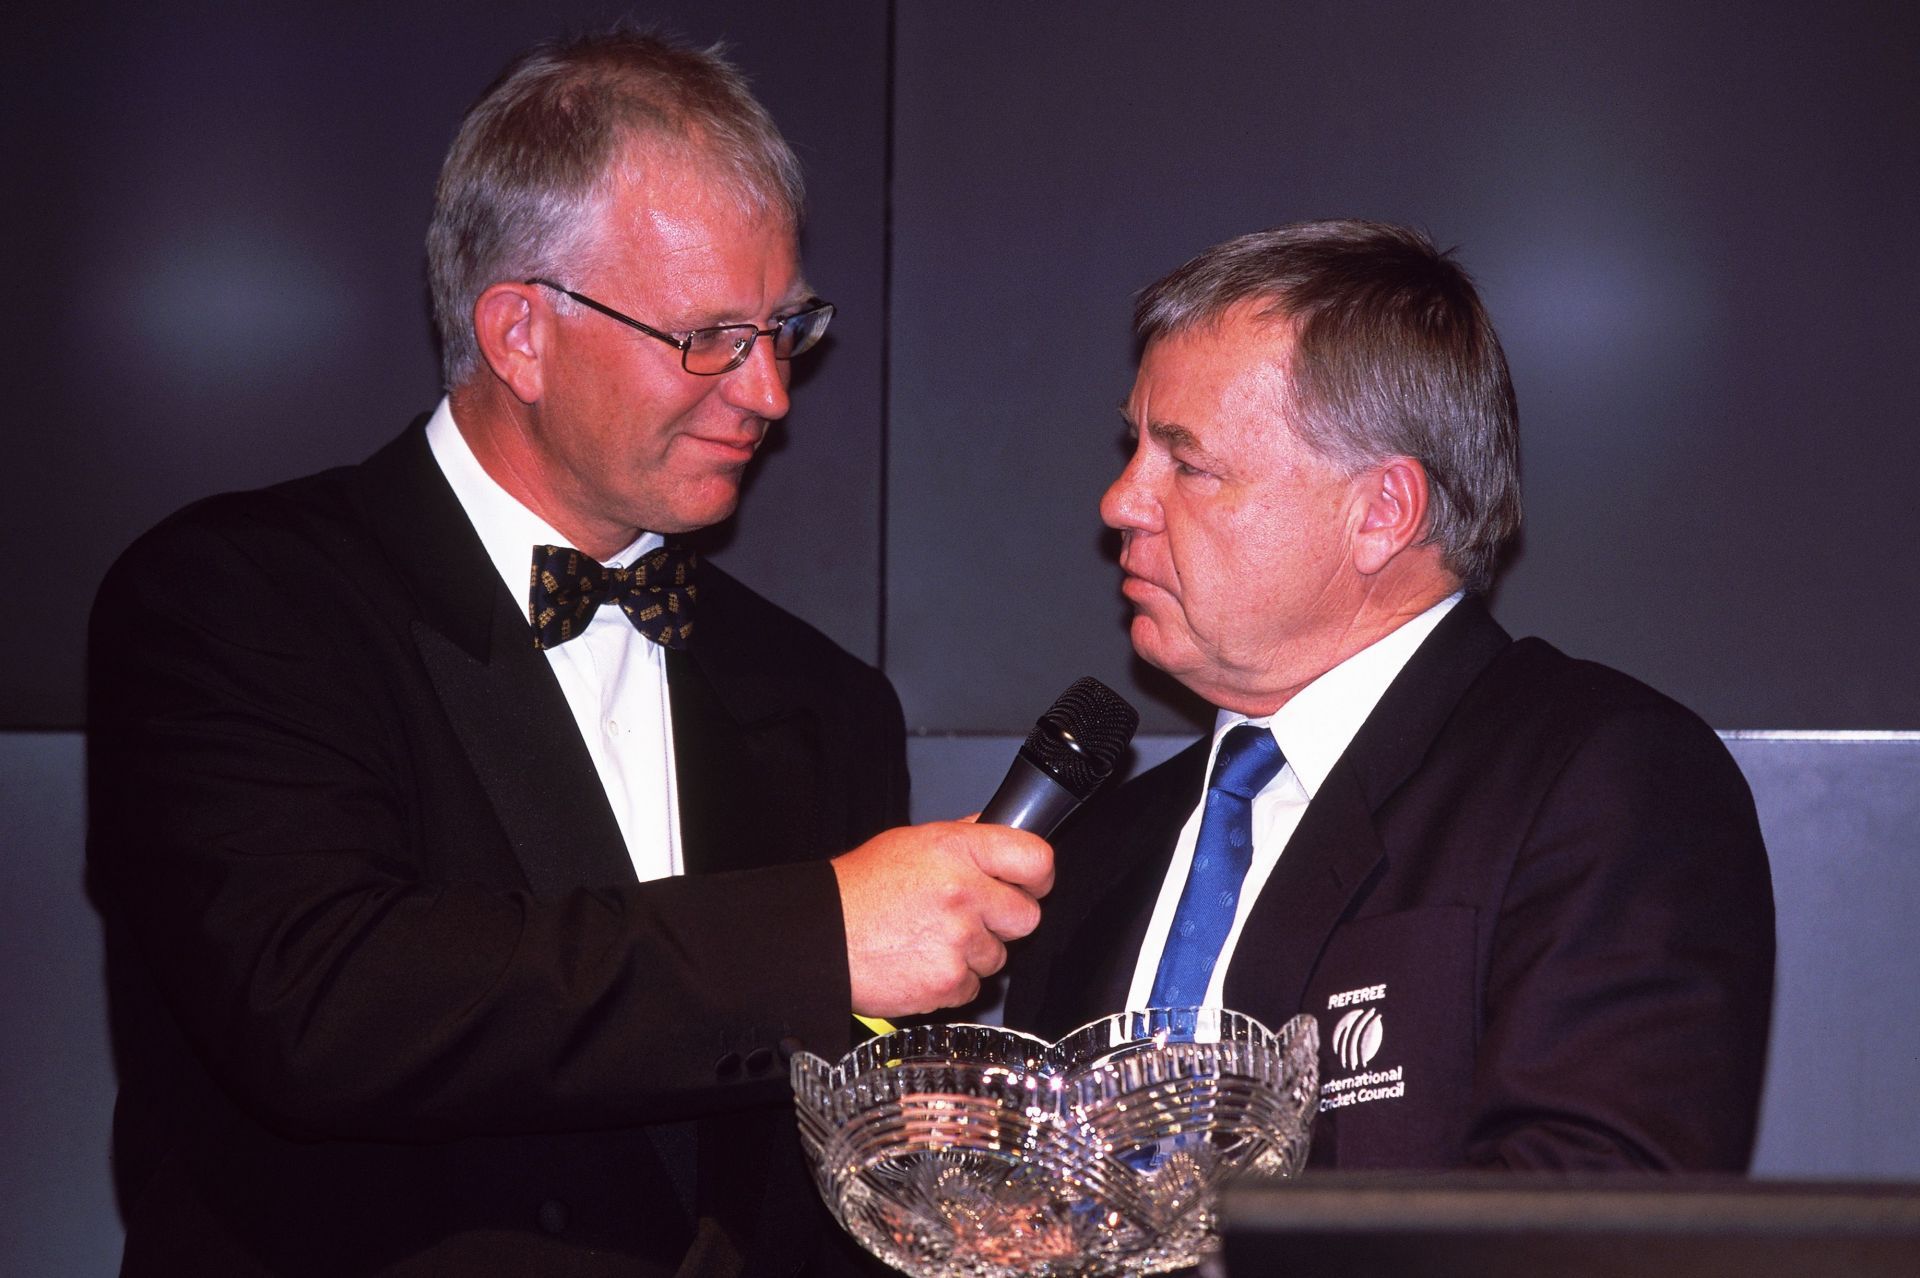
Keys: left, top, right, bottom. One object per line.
{"left": 426, "top": 26, "right": 805, "bottom": 387}
{"left": 1136, "top": 220, "right": 1522, "bottom": 593}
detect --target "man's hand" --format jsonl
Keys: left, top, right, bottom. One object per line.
{"left": 832, "top": 820, "right": 1054, "bottom": 1019}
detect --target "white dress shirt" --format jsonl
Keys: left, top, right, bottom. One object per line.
{"left": 1125, "top": 593, "right": 1463, "bottom": 1010}
{"left": 424, "top": 398, "right": 683, "bottom": 883}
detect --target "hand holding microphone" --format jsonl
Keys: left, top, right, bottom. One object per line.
{"left": 834, "top": 677, "right": 1138, "bottom": 1019}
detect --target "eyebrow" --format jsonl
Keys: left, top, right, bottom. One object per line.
{"left": 1146, "top": 421, "right": 1204, "bottom": 455}
{"left": 1120, "top": 407, "right": 1227, "bottom": 470}
{"left": 674, "top": 285, "right": 817, "bottom": 331}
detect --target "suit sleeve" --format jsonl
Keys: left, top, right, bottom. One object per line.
{"left": 1462, "top": 704, "right": 1776, "bottom": 1170}
{"left": 87, "top": 511, "right": 859, "bottom": 1145}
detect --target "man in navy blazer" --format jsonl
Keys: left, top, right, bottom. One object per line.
{"left": 87, "top": 29, "right": 1048, "bottom": 1277}
{"left": 1005, "top": 220, "right": 1774, "bottom": 1171}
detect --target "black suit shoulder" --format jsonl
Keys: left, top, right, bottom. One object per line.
{"left": 694, "top": 560, "right": 899, "bottom": 711}
{"left": 92, "top": 456, "right": 426, "bottom": 699}
{"left": 1473, "top": 635, "right": 1727, "bottom": 738}
{"left": 1413, "top": 633, "right": 1760, "bottom": 858}
{"left": 697, "top": 560, "right": 862, "bottom": 666}
{"left": 107, "top": 456, "right": 378, "bottom": 572}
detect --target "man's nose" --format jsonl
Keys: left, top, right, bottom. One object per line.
{"left": 1100, "top": 459, "right": 1157, "bottom": 533}
{"left": 721, "top": 337, "right": 791, "bottom": 419}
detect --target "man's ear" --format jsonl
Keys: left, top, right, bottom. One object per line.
{"left": 472, "top": 283, "right": 547, "bottom": 405}
{"left": 1350, "top": 456, "right": 1431, "bottom": 576}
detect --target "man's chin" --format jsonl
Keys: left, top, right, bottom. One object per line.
{"left": 648, "top": 489, "right": 742, "bottom": 536}
{"left": 1127, "top": 616, "right": 1185, "bottom": 676}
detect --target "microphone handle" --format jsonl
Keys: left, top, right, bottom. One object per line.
{"left": 978, "top": 754, "right": 1082, "bottom": 836}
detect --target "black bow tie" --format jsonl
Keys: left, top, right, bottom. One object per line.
{"left": 528, "top": 543, "right": 697, "bottom": 650}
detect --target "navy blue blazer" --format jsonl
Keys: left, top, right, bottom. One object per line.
{"left": 88, "top": 421, "right": 906, "bottom": 1276}
{"left": 1005, "top": 598, "right": 1774, "bottom": 1171}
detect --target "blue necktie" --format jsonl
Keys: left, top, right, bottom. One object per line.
{"left": 1148, "top": 724, "right": 1286, "bottom": 1009}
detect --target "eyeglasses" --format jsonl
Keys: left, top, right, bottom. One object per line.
{"left": 525, "top": 278, "right": 834, "bottom": 376}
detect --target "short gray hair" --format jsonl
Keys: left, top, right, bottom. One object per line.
{"left": 426, "top": 26, "right": 805, "bottom": 388}
{"left": 1136, "top": 220, "right": 1522, "bottom": 593}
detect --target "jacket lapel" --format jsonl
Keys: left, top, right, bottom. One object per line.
{"left": 665, "top": 567, "right": 824, "bottom": 877}
{"left": 1021, "top": 739, "right": 1209, "bottom": 1036}
{"left": 352, "top": 423, "right": 634, "bottom": 898}
{"left": 1088, "top": 742, "right": 1209, "bottom": 1014}
{"left": 1225, "top": 597, "right": 1513, "bottom": 1021}
{"left": 659, "top": 567, "right": 834, "bottom": 1270}
{"left": 1224, "top": 766, "right": 1385, "bottom": 1022}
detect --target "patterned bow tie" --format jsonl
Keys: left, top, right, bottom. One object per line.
{"left": 529, "top": 543, "right": 697, "bottom": 651}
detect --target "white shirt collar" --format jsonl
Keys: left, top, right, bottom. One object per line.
{"left": 423, "top": 397, "right": 660, "bottom": 607}
{"left": 1213, "top": 592, "right": 1464, "bottom": 796}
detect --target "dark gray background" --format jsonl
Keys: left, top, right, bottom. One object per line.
{"left": 6, "top": 0, "right": 891, "bottom": 725}
{"left": 5, "top": 1, "right": 1917, "bottom": 731}
{"left": 887, "top": 2, "right": 1920, "bottom": 733}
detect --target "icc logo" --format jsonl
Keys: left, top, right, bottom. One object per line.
{"left": 1331, "top": 1006, "right": 1384, "bottom": 1071}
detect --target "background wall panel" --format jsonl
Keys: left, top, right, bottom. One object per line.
{"left": 888, "top": 1, "right": 1920, "bottom": 733}
{"left": 4, "top": 0, "right": 891, "bottom": 728}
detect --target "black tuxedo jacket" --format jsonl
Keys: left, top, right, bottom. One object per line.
{"left": 87, "top": 422, "right": 906, "bottom": 1276}
{"left": 1006, "top": 599, "right": 1774, "bottom": 1172}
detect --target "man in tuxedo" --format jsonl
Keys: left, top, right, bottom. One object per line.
{"left": 1005, "top": 220, "right": 1775, "bottom": 1171}
{"left": 87, "top": 29, "right": 1048, "bottom": 1277}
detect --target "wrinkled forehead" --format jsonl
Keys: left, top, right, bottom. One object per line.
{"left": 580, "top": 159, "right": 807, "bottom": 310}
{"left": 1126, "top": 317, "right": 1301, "bottom": 444}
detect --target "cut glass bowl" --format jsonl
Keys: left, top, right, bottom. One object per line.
{"left": 791, "top": 1008, "right": 1318, "bottom": 1277}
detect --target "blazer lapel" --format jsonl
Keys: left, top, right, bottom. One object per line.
{"left": 352, "top": 423, "right": 634, "bottom": 898}
{"left": 1091, "top": 743, "right": 1208, "bottom": 1014}
{"left": 1026, "top": 739, "right": 1209, "bottom": 1035}
{"left": 1224, "top": 767, "right": 1385, "bottom": 1022}
{"left": 1225, "top": 597, "right": 1513, "bottom": 1021}
{"left": 666, "top": 567, "right": 826, "bottom": 876}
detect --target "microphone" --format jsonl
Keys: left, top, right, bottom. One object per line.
{"left": 979, "top": 677, "right": 1140, "bottom": 836}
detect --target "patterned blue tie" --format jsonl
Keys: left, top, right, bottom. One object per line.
{"left": 1148, "top": 724, "right": 1286, "bottom": 1009}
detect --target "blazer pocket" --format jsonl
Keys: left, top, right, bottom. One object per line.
{"left": 1304, "top": 905, "right": 1477, "bottom": 1168}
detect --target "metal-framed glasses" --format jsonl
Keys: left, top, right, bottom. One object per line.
{"left": 526, "top": 278, "right": 834, "bottom": 375}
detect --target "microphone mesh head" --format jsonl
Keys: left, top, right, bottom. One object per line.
{"left": 1022, "top": 676, "right": 1141, "bottom": 799}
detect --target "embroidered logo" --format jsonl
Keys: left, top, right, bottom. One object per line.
{"left": 1319, "top": 983, "right": 1403, "bottom": 1112}
{"left": 1331, "top": 1006, "right": 1384, "bottom": 1071}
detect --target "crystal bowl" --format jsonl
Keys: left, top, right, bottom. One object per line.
{"left": 791, "top": 1008, "right": 1318, "bottom": 1277}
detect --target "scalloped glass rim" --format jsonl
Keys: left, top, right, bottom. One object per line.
{"left": 791, "top": 1008, "right": 1319, "bottom": 1278}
